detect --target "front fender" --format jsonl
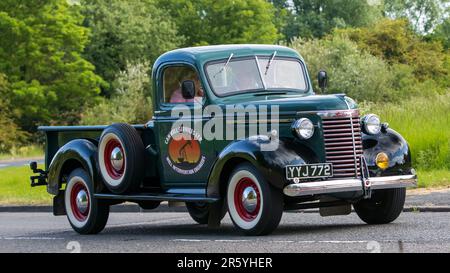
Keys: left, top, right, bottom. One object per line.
{"left": 363, "top": 128, "right": 413, "bottom": 177}
{"left": 47, "top": 139, "right": 99, "bottom": 195}
{"left": 207, "top": 137, "right": 316, "bottom": 198}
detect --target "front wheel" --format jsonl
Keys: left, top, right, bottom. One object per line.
{"left": 65, "top": 168, "right": 109, "bottom": 234}
{"left": 226, "top": 163, "right": 283, "bottom": 236}
{"left": 353, "top": 188, "right": 406, "bottom": 224}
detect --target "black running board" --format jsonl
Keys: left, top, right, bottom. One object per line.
{"left": 94, "top": 193, "right": 219, "bottom": 203}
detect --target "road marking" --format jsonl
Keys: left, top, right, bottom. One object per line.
{"left": 215, "top": 239, "right": 251, "bottom": 242}
{"left": 171, "top": 239, "right": 406, "bottom": 244}
{"left": 0, "top": 236, "right": 65, "bottom": 240}
{"left": 173, "top": 239, "right": 211, "bottom": 242}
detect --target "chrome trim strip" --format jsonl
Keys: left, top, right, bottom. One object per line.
{"left": 343, "top": 99, "right": 359, "bottom": 178}
{"left": 283, "top": 175, "right": 417, "bottom": 197}
{"left": 297, "top": 109, "right": 359, "bottom": 118}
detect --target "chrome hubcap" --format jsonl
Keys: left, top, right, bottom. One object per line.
{"left": 110, "top": 147, "right": 124, "bottom": 171}
{"left": 76, "top": 190, "right": 89, "bottom": 213}
{"left": 241, "top": 186, "right": 258, "bottom": 213}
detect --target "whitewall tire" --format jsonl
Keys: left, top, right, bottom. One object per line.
{"left": 226, "top": 163, "right": 283, "bottom": 235}
{"left": 98, "top": 123, "right": 145, "bottom": 194}
{"left": 64, "top": 168, "right": 109, "bottom": 234}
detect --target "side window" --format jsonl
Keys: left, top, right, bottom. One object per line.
{"left": 163, "top": 66, "right": 204, "bottom": 104}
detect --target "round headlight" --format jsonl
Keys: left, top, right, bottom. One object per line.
{"left": 293, "top": 118, "right": 314, "bottom": 139}
{"left": 362, "top": 114, "right": 381, "bottom": 135}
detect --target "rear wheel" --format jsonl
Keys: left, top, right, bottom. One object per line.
{"left": 353, "top": 188, "right": 406, "bottom": 224}
{"left": 226, "top": 163, "right": 283, "bottom": 236}
{"left": 98, "top": 123, "right": 145, "bottom": 194}
{"left": 65, "top": 168, "right": 109, "bottom": 234}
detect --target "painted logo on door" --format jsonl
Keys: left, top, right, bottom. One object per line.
{"left": 164, "top": 126, "right": 206, "bottom": 175}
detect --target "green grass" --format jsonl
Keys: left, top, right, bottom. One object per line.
{"left": 0, "top": 165, "right": 51, "bottom": 205}
{"left": 361, "top": 93, "right": 450, "bottom": 171}
{"left": 0, "top": 145, "right": 44, "bottom": 161}
{"left": 417, "top": 169, "right": 450, "bottom": 188}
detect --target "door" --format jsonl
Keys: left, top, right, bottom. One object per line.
{"left": 154, "top": 64, "right": 215, "bottom": 189}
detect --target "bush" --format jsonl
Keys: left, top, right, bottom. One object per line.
{"left": 81, "top": 62, "right": 152, "bottom": 125}
{"left": 337, "top": 19, "right": 449, "bottom": 86}
{"left": 291, "top": 36, "right": 400, "bottom": 102}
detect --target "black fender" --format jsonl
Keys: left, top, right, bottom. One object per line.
{"left": 207, "top": 137, "right": 316, "bottom": 199}
{"left": 362, "top": 128, "right": 413, "bottom": 177}
{"left": 47, "top": 139, "right": 100, "bottom": 195}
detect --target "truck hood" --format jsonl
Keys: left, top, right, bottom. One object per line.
{"left": 217, "top": 93, "right": 353, "bottom": 114}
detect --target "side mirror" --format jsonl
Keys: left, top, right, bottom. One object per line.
{"left": 181, "top": 80, "right": 195, "bottom": 99}
{"left": 317, "top": 70, "right": 328, "bottom": 92}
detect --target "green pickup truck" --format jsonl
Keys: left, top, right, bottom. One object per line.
{"left": 30, "top": 45, "right": 417, "bottom": 236}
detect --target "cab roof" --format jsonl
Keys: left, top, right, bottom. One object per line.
{"left": 153, "top": 44, "right": 303, "bottom": 70}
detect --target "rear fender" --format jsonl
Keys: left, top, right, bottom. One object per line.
{"left": 47, "top": 139, "right": 99, "bottom": 195}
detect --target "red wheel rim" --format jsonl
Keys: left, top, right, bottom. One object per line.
{"left": 234, "top": 177, "right": 261, "bottom": 222}
{"left": 70, "top": 182, "right": 90, "bottom": 222}
{"left": 103, "top": 138, "right": 125, "bottom": 179}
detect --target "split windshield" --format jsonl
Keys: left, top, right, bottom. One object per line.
{"left": 205, "top": 55, "right": 308, "bottom": 96}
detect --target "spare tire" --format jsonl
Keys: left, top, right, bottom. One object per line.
{"left": 98, "top": 123, "right": 145, "bottom": 194}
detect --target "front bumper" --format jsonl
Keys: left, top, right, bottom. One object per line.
{"left": 283, "top": 174, "right": 417, "bottom": 197}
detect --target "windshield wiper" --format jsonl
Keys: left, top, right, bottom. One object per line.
{"left": 264, "top": 51, "right": 277, "bottom": 75}
{"left": 213, "top": 53, "right": 234, "bottom": 78}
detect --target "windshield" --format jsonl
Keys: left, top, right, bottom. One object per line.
{"left": 205, "top": 56, "right": 308, "bottom": 96}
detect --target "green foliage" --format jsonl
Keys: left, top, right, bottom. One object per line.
{"left": 0, "top": 74, "right": 27, "bottom": 152}
{"left": 0, "top": 0, "right": 104, "bottom": 132}
{"left": 384, "top": 0, "right": 449, "bottom": 34}
{"left": 81, "top": 0, "right": 182, "bottom": 95}
{"left": 158, "top": 0, "right": 280, "bottom": 46}
{"left": 274, "top": 0, "right": 383, "bottom": 41}
{"left": 291, "top": 36, "right": 405, "bottom": 102}
{"left": 360, "top": 94, "right": 450, "bottom": 171}
{"left": 338, "top": 19, "right": 449, "bottom": 84}
{"left": 81, "top": 62, "right": 152, "bottom": 125}
{"left": 428, "top": 18, "right": 450, "bottom": 49}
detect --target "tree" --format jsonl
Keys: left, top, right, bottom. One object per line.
{"left": 81, "top": 62, "right": 152, "bottom": 125}
{"left": 0, "top": 0, "right": 104, "bottom": 132}
{"left": 0, "top": 74, "right": 26, "bottom": 152}
{"left": 384, "top": 0, "right": 449, "bottom": 34}
{"left": 81, "top": 0, "right": 183, "bottom": 95}
{"left": 157, "top": 0, "right": 280, "bottom": 46}
{"left": 428, "top": 18, "right": 450, "bottom": 49}
{"left": 273, "top": 0, "right": 383, "bottom": 42}
{"left": 337, "top": 19, "right": 448, "bottom": 82}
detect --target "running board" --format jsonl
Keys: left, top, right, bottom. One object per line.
{"left": 94, "top": 193, "right": 219, "bottom": 203}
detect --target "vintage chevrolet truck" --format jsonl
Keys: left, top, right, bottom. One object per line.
{"left": 30, "top": 45, "right": 417, "bottom": 235}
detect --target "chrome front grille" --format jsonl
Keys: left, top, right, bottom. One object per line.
{"left": 321, "top": 110, "right": 363, "bottom": 179}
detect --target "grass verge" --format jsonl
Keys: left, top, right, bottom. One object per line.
{"left": 0, "top": 145, "right": 43, "bottom": 161}
{"left": 0, "top": 165, "right": 51, "bottom": 205}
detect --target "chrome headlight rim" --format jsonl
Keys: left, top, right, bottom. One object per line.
{"left": 362, "top": 114, "right": 381, "bottom": 135}
{"left": 292, "top": 118, "right": 315, "bottom": 139}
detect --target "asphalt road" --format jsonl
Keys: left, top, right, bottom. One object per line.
{"left": 0, "top": 158, "right": 44, "bottom": 169}
{"left": 0, "top": 211, "right": 449, "bottom": 253}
